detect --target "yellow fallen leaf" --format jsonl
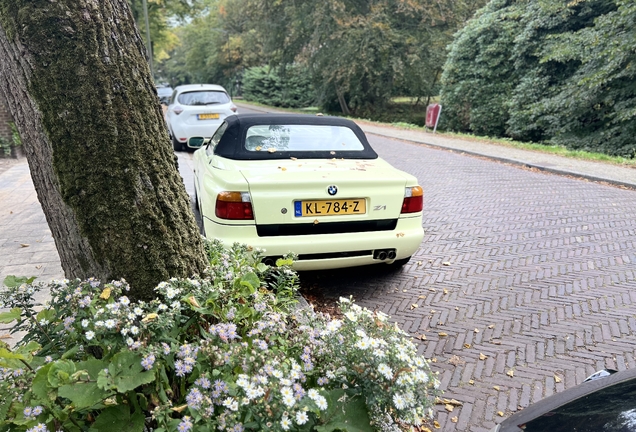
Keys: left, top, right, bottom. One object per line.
{"left": 432, "top": 357, "right": 437, "bottom": 362}
{"left": 430, "top": 309, "right": 437, "bottom": 313}
{"left": 418, "top": 295, "right": 427, "bottom": 299}
{"left": 464, "top": 343, "right": 471, "bottom": 349}
{"left": 142, "top": 313, "right": 158, "bottom": 323}
{"left": 410, "top": 304, "right": 418, "bottom": 309}
{"left": 99, "top": 287, "right": 111, "bottom": 300}
{"left": 267, "top": 148, "right": 276, "bottom": 153}
{"left": 442, "top": 261, "right": 451, "bottom": 266}
{"left": 420, "top": 428, "right": 432, "bottom": 432}
{"left": 474, "top": 328, "right": 480, "bottom": 333}
{"left": 434, "top": 420, "right": 441, "bottom": 429}
{"left": 255, "top": 146, "right": 262, "bottom": 151}
{"left": 451, "top": 416, "right": 458, "bottom": 423}
{"left": 188, "top": 296, "right": 201, "bottom": 308}
{"left": 445, "top": 404, "right": 454, "bottom": 412}
{"left": 455, "top": 306, "right": 459, "bottom": 311}
{"left": 469, "top": 379, "right": 475, "bottom": 385}
{"left": 172, "top": 404, "right": 188, "bottom": 413}
{"left": 488, "top": 324, "right": 495, "bottom": 329}
{"left": 417, "top": 261, "right": 423, "bottom": 265}
{"left": 493, "top": 385, "right": 500, "bottom": 391}
{"left": 419, "top": 334, "right": 427, "bottom": 340}
{"left": 438, "top": 332, "right": 448, "bottom": 337}
{"left": 555, "top": 375, "right": 562, "bottom": 383}
{"left": 507, "top": 370, "right": 514, "bottom": 378}
{"left": 0, "top": 334, "right": 11, "bottom": 339}
{"left": 443, "top": 289, "right": 449, "bottom": 294}
{"left": 479, "top": 353, "right": 488, "bottom": 360}
{"left": 438, "top": 322, "right": 445, "bottom": 326}
{"left": 20, "top": 243, "right": 29, "bottom": 247}
{"left": 498, "top": 411, "right": 504, "bottom": 417}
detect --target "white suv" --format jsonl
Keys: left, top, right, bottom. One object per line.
{"left": 165, "top": 84, "right": 237, "bottom": 151}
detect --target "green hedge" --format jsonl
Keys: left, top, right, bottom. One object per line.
{"left": 242, "top": 65, "right": 316, "bottom": 108}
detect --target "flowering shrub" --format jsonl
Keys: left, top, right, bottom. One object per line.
{"left": 0, "top": 239, "right": 439, "bottom": 431}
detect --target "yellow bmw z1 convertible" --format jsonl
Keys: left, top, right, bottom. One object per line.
{"left": 189, "top": 113, "right": 424, "bottom": 271}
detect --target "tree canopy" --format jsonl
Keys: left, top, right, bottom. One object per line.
{"left": 440, "top": 0, "right": 636, "bottom": 158}
{"left": 157, "top": 0, "right": 488, "bottom": 114}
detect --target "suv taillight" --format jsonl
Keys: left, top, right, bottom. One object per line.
{"left": 172, "top": 106, "right": 183, "bottom": 115}
{"left": 215, "top": 192, "right": 254, "bottom": 220}
{"left": 401, "top": 186, "right": 423, "bottom": 214}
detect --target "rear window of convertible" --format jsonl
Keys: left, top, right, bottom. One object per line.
{"left": 244, "top": 125, "right": 364, "bottom": 152}
{"left": 177, "top": 91, "right": 230, "bottom": 106}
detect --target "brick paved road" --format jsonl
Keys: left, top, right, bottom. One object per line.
{"left": 301, "top": 134, "right": 636, "bottom": 431}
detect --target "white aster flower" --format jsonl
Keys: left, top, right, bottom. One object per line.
{"left": 85, "top": 331, "right": 95, "bottom": 341}
{"left": 315, "top": 396, "right": 328, "bottom": 410}
{"left": 81, "top": 319, "right": 89, "bottom": 328}
{"left": 280, "top": 417, "right": 291, "bottom": 430}
{"left": 105, "top": 319, "right": 116, "bottom": 329}
{"left": 282, "top": 394, "right": 296, "bottom": 408}
{"left": 296, "top": 410, "right": 309, "bottom": 425}
{"left": 134, "top": 307, "right": 144, "bottom": 316}
{"left": 378, "top": 363, "right": 393, "bottom": 380}
{"left": 344, "top": 311, "right": 357, "bottom": 322}
{"left": 393, "top": 393, "right": 406, "bottom": 410}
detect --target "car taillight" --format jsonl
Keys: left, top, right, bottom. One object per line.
{"left": 230, "top": 105, "right": 238, "bottom": 113}
{"left": 401, "top": 186, "right": 423, "bottom": 214}
{"left": 172, "top": 106, "right": 183, "bottom": 115}
{"left": 215, "top": 191, "right": 254, "bottom": 220}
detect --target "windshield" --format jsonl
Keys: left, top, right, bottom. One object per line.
{"left": 177, "top": 90, "right": 230, "bottom": 106}
{"left": 244, "top": 125, "right": 364, "bottom": 152}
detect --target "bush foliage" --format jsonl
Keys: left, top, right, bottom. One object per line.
{"left": 0, "top": 240, "right": 439, "bottom": 432}
{"left": 440, "top": 0, "right": 636, "bottom": 158}
{"left": 242, "top": 66, "right": 316, "bottom": 108}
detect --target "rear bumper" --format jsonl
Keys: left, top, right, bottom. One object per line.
{"left": 203, "top": 216, "right": 424, "bottom": 271}
{"left": 170, "top": 120, "right": 224, "bottom": 141}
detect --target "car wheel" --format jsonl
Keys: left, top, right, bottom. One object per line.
{"left": 172, "top": 135, "right": 184, "bottom": 151}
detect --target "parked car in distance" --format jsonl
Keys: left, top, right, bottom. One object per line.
{"left": 156, "top": 85, "right": 173, "bottom": 105}
{"left": 189, "top": 113, "right": 424, "bottom": 271}
{"left": 166, "top": 84, "right": 237, "bottom": 151}
{"left": 490, "top": 368, "right": 636, "bottom": 432}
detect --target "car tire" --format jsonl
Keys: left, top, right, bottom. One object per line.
{"left": 172, "top": 135, "right": 184, "bottom": 151}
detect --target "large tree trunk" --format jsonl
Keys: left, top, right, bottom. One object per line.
{"left": 0, "top": 0, "right": 207, "bottom": 299}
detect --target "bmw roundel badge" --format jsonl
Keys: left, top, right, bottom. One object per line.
{"left": 327, "top": 185, "right": 338, "bottom": 196}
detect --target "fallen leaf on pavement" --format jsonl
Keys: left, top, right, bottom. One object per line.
{"left": 442, "top": 262, "right": 451, "bottom": 266}
{"left": 469, "top": 379, "right": 475, "bottom": 385}
{"left": 438, "top": 332, "right": 448, "bottom": 337}
{"left": 434, "top": 420, "right": 441, "bottom": 429}
{"left": 445, "top": 404, "right": 454, "bottom": 412}
{"left": 20, "top": 243, "right": 29, "bottom": 247}
{"left": 463, "top": 343, "right": 471, "bottom": 349}
{"left": 507, "top": 370, "right": 514, "bottom": 377}
{"left": 410, "top": 304, "right": 418, "bottom": 309}
{"left": 474, "top": 328, "right": 480, "bottom": 333}
{"left": 493, "top": 385, "right": 500, "bottom": 391}
{"left": 498, "top": 411, "right": 504, "bottom": 417}
{"left": 451, "top": 417, "right": 458, "bottom": 423}
{"left": 488, "top": 324, "right": 495, "bottom": 329}
{"left": 448, "top": 355, "right": 465, "bottom": 366}
{"left": 0, "top": 334, "right": 11, "bottom": 339}
{"left": 479, "top": 353, "right": 488, "bottom": 360}
{"left": 555, "top": 375, "right": 562, "bottom": 383}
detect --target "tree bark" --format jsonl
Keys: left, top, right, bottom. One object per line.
{"left": 0, "top": 0, "right": 207, "bottom": 299}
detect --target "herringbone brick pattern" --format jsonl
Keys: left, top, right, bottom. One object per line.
{"left": 301, "top": 134, "right": 636, "bottom": 431}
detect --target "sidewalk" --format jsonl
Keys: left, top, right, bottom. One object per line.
{"left": 236, "top": 101, "right": 636, "bottom": 189}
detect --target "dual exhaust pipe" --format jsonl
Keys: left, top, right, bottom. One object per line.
{"left": 374, "top": 249, "right": 396, "bottom": 261}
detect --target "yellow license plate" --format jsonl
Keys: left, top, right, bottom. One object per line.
{"left": 198, "top": 113, "right": 219, "bottom": 120}
{"left": 294, "top": 199, "right": 366, "bottom": 217}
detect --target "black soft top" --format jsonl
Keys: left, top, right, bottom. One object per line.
{"left": 213, "top": 113, "right": 378, "bottom": 160}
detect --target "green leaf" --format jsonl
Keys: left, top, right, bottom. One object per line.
{"left": 59, "top": 381, "right": 111, "bottom": 409}
{"left": 0, "top": 308, "right": 21, "bottom": 324}
{"left": 2, "top": 275, "right": 36, "bottom": 288}
{"left": 31, "top": 363, "right": 56, "bottom": 403}
{"left": 316, "top": 390, "right": 373, "bottom": 432}
{"left": 256, "top": 263, "right": 269, "bottom": 273}
{"left": 47, "top": 360, "right": 76, "bottom": 387}
{"left": 36, "top": 308, "right": 56, "bottom": 324}
{"left": 276, "top": 258, "right": 294, "bottom": 267}
{"left": 61, "top": 345, "right": 80, "bottom": 360}
{"left": 109, "top": 351, "right": 156, "bottom": 393}
{"left": 89, "top": 404, "right": 144, "bottom": 432}
{"left": 239, "top": 272, "right": 260, "bottom": 293}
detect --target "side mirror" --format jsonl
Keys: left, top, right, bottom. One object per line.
{"left": 187, "top": 137, "right": 209, "bottom": 149}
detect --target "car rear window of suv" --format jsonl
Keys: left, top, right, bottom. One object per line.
{"left": 178, "top": 91, "right": 230, "bottom": 106}
{"left": 244, "top": 125, "right": 365, "bottom": 152}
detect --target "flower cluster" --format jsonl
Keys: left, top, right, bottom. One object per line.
{"left": 0, "top": 240, "right": 439, "bottom": 432}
